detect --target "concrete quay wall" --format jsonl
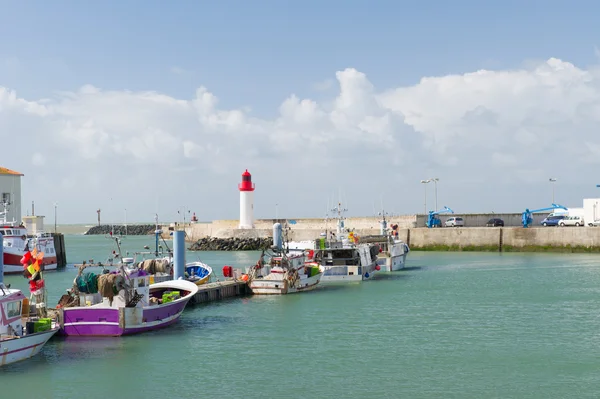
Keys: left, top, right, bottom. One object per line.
{"left": 405, "top": 227, "right": 600, "bottom": 251}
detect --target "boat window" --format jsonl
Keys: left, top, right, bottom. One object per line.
{"left": 0, "top": 230, "right": 4, "bottom": 235}
{"left": 138, "top": 278, "right": 146, "bottom": 287}
{"left": 6, "top": 230, "right": 11, "bottom": 235}
{"left": 4, "top": 300, "right": 21, "bottom": 318}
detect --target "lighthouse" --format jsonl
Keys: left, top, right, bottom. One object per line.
{"left": 238, "top": 169, "right": 255, "bottom": 229}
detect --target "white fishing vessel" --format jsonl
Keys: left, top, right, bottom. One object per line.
{"left": 246, "top": 222, "right": 324, "bottom": 294}
{"left": 0, "top": 235, "right": 59, "bottom": 367}
{"left": 287, "top": 203, "right": 379, "bottom": 282}
{"left": 0, "top": 203, "right": 58, "bottom": 274}
{"left": 359, "top": 212, "right": 410, "bottom": 272}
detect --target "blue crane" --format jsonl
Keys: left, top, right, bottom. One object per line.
{"left": 521, "top": 203, "right": 567, "bottom": 227}
{"left": 426, "top": 206, "right": 454, "bottom": 228}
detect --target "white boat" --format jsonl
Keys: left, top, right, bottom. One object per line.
{"left": 0, "top": 285, "right": 59, "bottom": 366}
{"left": 287, "top": 203, "right": 379, "bottom": 282}
{"left": 359, "top": 214, "right": 410, "bottom": 272}
{"left": 0, "top": 203, "right": 58, "bottom": 274}
{"left": 0, "top": 234, "right": 59, "bottom": 367}
{"left": 247, "top": 251, "right": 324, "bottom": 294}
{"left": 245, "top": 222, "right": 324, "bottom": 294}
{"left": 360, "top": 235, "right": 409, "bottom": 272}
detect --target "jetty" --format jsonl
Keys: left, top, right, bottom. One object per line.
{"left": 190, "top": 280, "right": 250, "bottom": 304}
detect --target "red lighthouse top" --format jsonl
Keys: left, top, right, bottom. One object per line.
{"left": 238, "top": 169, "right": 255, "bottom": 192}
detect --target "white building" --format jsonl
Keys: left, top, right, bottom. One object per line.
{"left": 0, "top": 166, "right": 23, "bottom": 223}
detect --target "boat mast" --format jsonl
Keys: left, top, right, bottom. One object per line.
{"left": 331, "top": 202, "right": 348, "bottom": 238}
{"left": 154, "top": 213, "right": 160, "bottom": 256}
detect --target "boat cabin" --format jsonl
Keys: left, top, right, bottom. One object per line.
{"left": 269, "top": 253, "right": 305, "bottom": 270}
{"left": 0, "top": 288, "right": 25, "bottom": 338}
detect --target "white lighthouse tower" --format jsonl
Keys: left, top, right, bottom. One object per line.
{"left": 238, "top": 169, "right": 255, "bottom": 229}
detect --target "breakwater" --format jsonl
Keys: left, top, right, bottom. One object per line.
{"left": 84, "top": 224, "right": 157, "bottom": 235}
{"left": 188, "top": 237, "right": 273, "bottom": 251}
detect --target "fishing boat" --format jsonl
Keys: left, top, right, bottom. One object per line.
{"left": 358, "top": 212, "right": 410, "bottom": 272}
{"left": 247, "top": 252, "right": 324, "bottom": 295}
{"left": 287, "top": 203, "right": 379, "bottom": 282}
{"left": 0, "top": 236, "right": 59, "bottom": 366}
{"left": 245, "top": 222, "right": 324, "bottom": 294}
{"left": 55, "top": 263, "right": 198, "bottom": 337}
{"left": 0, "top": 203, "right": 58, "bottom": 274}
{"left": 185, "top": 261, "right": 212, "bottom": 285}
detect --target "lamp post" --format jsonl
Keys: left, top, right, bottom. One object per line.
{"left": 54, "top": 202, "right": 57, "bottom": 234}
{"left": 430, "top": 178, "right": 440, "bottom": 210}
{"left": 549, "top": 178, "right": 557, "bottom": 203}
{"left": 420, "top": 179, "right": 431, "bottom": 214}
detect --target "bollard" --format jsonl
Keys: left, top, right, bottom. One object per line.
{"left": 173, "top": 230, "right": 185, "bottom": 280}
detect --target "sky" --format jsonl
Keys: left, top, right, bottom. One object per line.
{"left": 1, "top": 0, "right": 600, "bottom": 224}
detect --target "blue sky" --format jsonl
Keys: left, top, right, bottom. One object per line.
{"left": 3, "top": 0, "right": 598, "bottom": 112}
{"left": 1, "top": 1, "right": 600, "bottom": 223}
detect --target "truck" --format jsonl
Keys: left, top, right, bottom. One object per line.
{"left": 548, "top": 207, "right": 584, "bottom": 218}
{"left": 584, "top": 199, "right": 600, "bottom": 226}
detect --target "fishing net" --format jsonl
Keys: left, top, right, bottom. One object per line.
{"left": 76, "top": 272, "right": 98, "bottom": 294}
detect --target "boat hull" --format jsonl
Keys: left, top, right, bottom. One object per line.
{"left": 0, "top": 328, "right": 59, "bottom": 366}
{"left": 321, "top": 261, "right": 377, "bottom": 282}
{"left": 185, "top": 262, "right": 212, "bottom": 286}
{"left": 3, "top": 250, "right": 58, "bottom": 274}
{"left": 249, "top": 271, "right": 323, "bottom": 295}
{"left": 58, "top": 280, "right": 198, "bottom": 337}
{"left": 376, "top": 253, "right": 407, "bottom": 272}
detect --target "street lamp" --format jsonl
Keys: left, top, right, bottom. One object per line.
{"left": 549, "top": 178, "right": 557, "bottom": 203}
{"left": 420, "top": 179, "right": 431, "bottom": 214}
{"left": 430, "top": 178, "right": 440, "bottom": 210}
{"left": 54, "top": 202, "right": 57, "bottom": 234}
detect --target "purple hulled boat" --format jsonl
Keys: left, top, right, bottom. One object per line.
{"left": 55, "top": 265, "right": 198, "bottom": 337}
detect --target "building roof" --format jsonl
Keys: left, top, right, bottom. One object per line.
{"left": 0, "top": 167, "right": 24, "bottom": 176}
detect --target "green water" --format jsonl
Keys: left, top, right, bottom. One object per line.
{"left": 3, "top": 235, "right": 600, "bottom": 398}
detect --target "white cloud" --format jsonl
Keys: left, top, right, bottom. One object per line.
{"left": 1, "top": 57, "right": 600, "bottom": 223}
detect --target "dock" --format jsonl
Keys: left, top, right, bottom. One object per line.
{"left": 190, "top": 279, "right": 251, "bottom": 305}
{"left": 52, "top": 233, "right": 67, "bottom": 269}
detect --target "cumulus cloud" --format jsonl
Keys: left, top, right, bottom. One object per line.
{"left": 0, "top": 57, "right": 598, "bottom": 223}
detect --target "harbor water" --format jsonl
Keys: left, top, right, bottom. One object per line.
{"left": 3, "top": 234, "right": 600, "bottom": 398}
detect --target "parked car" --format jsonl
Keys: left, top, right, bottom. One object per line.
{"left": 445, "top": 217, "right": 464, "bottom": 227}
{"left": 558, "top": 216, "right": 584, "bottom": 227}
{"left": 540, "top": 215, "right": 566, "bottom": 226}
{"left": 486, "top": 218, "right": 504, "bottom": 227}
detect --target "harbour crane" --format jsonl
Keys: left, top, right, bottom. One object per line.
{"left": 521, "top": 203, "right": 567, "bottom": 228}
{"left": 426, "top": 206, "right": 454, "bottom": 228}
